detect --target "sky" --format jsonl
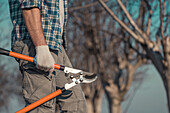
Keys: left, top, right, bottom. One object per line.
{"left": 0, "top": 0, "right": 169, "bottom": 113}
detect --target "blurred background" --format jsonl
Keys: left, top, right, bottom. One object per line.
{"left": 0, "top": 0, "right": 170, "bottom": 113}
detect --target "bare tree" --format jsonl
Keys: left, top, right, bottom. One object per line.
{"left": 67, "top": 0, "right": 148, "bottom": 113}
{"left": 97, "top": 0, "right": 170, "bottom": 112}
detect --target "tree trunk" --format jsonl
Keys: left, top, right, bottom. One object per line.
{"left": 112, "top": 99, "right": 122, "bottom": 113}
{"left": 144, "top": 46, "right": 170, "bottom": 113}
{"left": 94, "top": 88, "right": 104, "bottom": 113}
{"left": 104, "top": 80, "right": 122, "bottom": 113}
{"left": 86, "top": 99, "right": 94, "bottom": 113}
{"left": 105, "top": 92, "right": 122, "bottom": 113}
{"left": 164, "top": 72, "right": 170, "bottom": 113}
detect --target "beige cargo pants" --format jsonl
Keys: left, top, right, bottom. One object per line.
{"left": 12, "top": 39, "right": 87, "bottom": 113}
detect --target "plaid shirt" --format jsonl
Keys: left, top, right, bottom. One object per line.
{"left": 9, "top": 0, "right": 68, "bottom": 51}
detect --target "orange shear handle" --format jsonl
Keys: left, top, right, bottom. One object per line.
{"left": 15, "top": 89, "right": 62, "bottom": 113}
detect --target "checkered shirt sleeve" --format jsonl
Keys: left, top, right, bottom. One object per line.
{"left": 21, "top": 0, "right": 40, "bottom": 9}
{"left": 8, "top": 0, "right": 68, "bottom": 51}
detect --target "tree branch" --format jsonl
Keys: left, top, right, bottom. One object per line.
{"left": 159, "top": 0, "right": 165, "bottom": 38}
{"left": 116, "top": 0, "right": 147, "bottom": 40}
{"left": 69, "top": 0, "right": 108, "bottom": 12}
{"left": 121, "top": 57, "right": 142, "bottom": 96}
{"left": 143, "top": 0, "right": 153, "bottom": 36}
{"left": 97, "top": 0, "right": 145, "bottom": 44}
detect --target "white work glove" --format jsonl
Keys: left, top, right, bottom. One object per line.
{"left": 34, "top": 45, "right": 55, "bottom": 72}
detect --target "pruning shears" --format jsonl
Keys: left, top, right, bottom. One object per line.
{"left": 0, "top": 48, "right": 97, "bottom": 113}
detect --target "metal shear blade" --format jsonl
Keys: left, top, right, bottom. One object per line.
{"left": 81, "top": 72, "right": 97, "bottom": 83}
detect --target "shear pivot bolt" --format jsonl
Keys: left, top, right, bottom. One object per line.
{"left": 75, "top": 81, "right": 79, "bottom": 84}
{"left": 70, "top": 75, "right": 74, "bottom": 79}
{"left": 79, "top": 78, "right": 83, "bottom": 82}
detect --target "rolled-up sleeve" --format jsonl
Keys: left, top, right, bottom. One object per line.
{"left": 21, "top": 0, "right": 40, "bottom": 9}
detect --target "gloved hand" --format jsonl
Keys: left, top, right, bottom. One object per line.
{"left": 34, "top": 45, "right": 55, "bottom": 72}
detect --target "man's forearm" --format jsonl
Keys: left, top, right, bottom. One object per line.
{"left": 22, "top": 8, "right": 46, "bottom": 47}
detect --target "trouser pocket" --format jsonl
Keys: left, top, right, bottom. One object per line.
{"left": 22, "top": 68, "right": 56, "bottom": 108}
{"left": 12, "top": 39, "right": 56, "bottom": 108}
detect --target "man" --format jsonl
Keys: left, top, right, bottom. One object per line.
{"left": 8, "top": 0, "right": 87, "bottom": 112}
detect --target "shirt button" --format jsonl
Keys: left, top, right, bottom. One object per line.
{"left": 13, "top": 20, "right": 16, "bottom": 24}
